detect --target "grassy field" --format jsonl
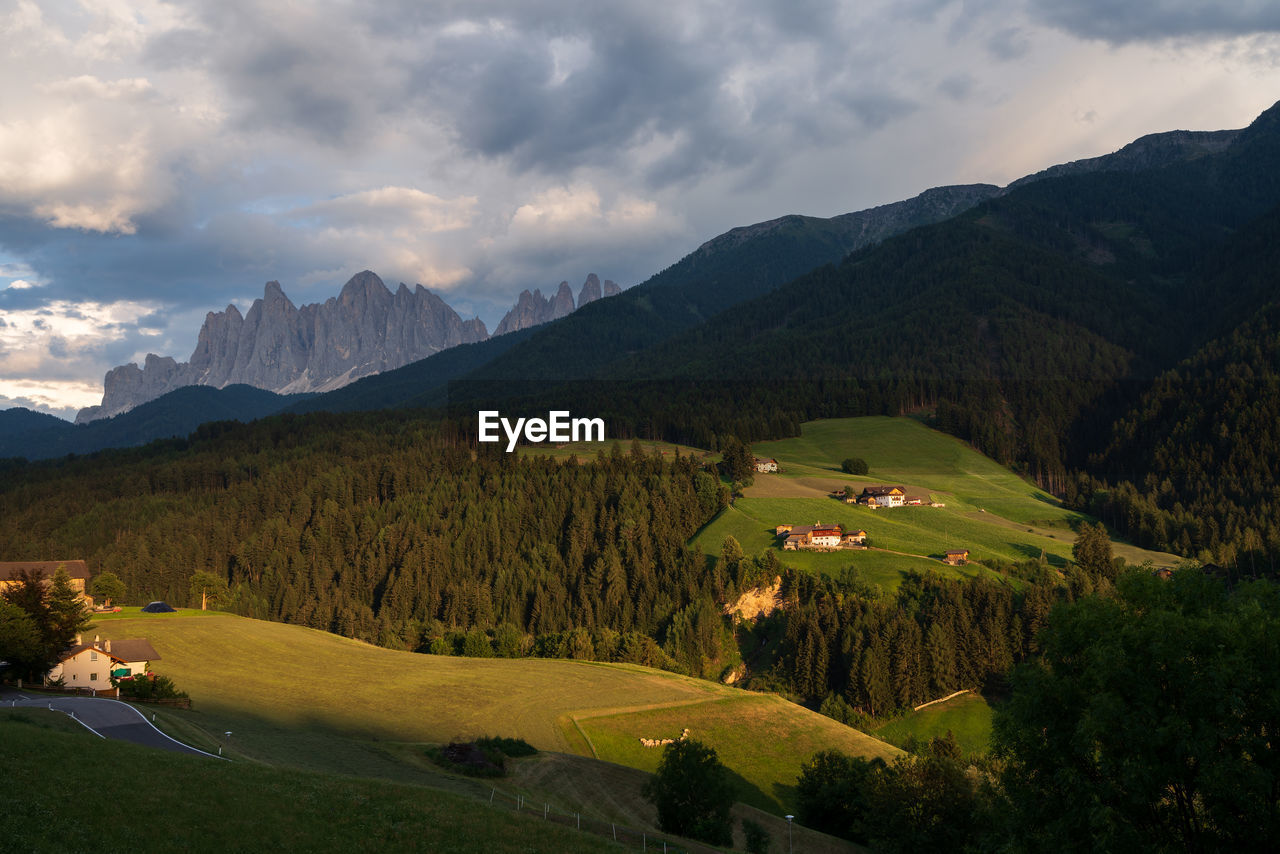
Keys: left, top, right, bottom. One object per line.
{"left": 510, "top": 752, "right": 866, "bottom": 854}
{"left": 692, "top": 417, "right": 1177, "bottom": 588}
{"left": 871, "top": 692, "right": 996, "bottom": 758}
{"left": 86, "top": 611, "right": 896, "bottom": 819}
{"left": 577, "top": 694, "right": 900, "bottom": 814}
{"left": 0, "top": 713, "right": 619, "bottom": 854}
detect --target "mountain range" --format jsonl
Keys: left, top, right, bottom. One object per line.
{"left": 75, "top": 272, "right": 621, "bottom": 424}
{"left": 6, "top": 96, "right": 1278, "bottom": 576}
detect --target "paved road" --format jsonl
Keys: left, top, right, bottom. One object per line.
{"left": 1, "top": 688, "right": 218, "bottom": 758}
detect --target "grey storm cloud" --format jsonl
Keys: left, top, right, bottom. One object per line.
{"left": 5, "top": 0, "right": 1280, "bottom": 417}
{"left": 151, "top": 0, "right": 905, "bottom": 186}
{"left": 1026, "top": 0, "right": 1280, "bottom": 44}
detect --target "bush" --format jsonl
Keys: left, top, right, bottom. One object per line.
{"left": 427, "top": 736, "right": 537, "bottom": 777}
{"left": 841, "top": 457, "right": 868, "bottom": 475}
{"left": 115, "top": 674, "right": 188, "bottom": 701}
{"left": 742, "top": 818, "right": 772, "bottom": 853}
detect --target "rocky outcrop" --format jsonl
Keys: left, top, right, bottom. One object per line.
{"left": 78, "top": 271, "right": 623, "bottom": 423}
{"left": 493, "top": 276, "right": 592, "bottom": 336}
{"left": 78, "top": 272, "right": 488, "bottom": 423}
{"left": 577, "top": 273, "right": 602, "bottom": 307}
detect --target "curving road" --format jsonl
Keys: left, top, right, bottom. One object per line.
{"left": 1, "top": 688, "right": 219, "bottom": 758}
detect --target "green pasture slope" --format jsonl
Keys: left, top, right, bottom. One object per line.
{"left": 89, "top": 610, "right": 897, "bottom": 817}
{"left": 0, "top": 711, "right": 609, "bottom": 854}
{"left": 693, "top": 417, "right": 1176, "bottom": 589}
{"left": 871, "top": 692, "right": 996, "bottom": 758}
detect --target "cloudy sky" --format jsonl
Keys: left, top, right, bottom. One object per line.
{"left": 2, "top": 0, "right": 1279, "bottom": 419}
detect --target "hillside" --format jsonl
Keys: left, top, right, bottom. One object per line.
{"left": 692, "top": 417, "right": 1177, "bottom": 592}
{"left": 0, "top": 384, "right": 306, "bottom": 461}
{"left": 91, "top": 610, "right": 899, "bottom": 815}
{"left": 460, "top": 124, "right": 1249, "bottom": 390}
{"left": 0, "top": 710, "right": 616, "bottom": 854}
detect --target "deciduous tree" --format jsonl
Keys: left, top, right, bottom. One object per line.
{"left": 642, "top": 738, "right": 735, "bottom": 845}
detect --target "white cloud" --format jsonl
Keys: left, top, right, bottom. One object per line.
{"left": 293, "top": 187, "right": 478, "bottom": 233}
{"left": 1, "top": 0, "right": 1280, "bottom": 404}
{"left": 0, "top": 298, "right": 163, "bottom": 413}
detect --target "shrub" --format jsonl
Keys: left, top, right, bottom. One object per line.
{"left": 426, "top": 736, "right": 537, "bottom": 777}
{"left": 115, "top": 674, "right": 188, "bottom": 701}
{"left": 841, "top": 457, "right": 868, "bottom": 475}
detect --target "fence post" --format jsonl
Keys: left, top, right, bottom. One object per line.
{"left": 544, "top": 803, "right": 548, "bottom": 820}
{"left": 490, "top": 788, "right": 495, "bottom": 804}
{"left": 612, "top": 824, "right": 616, "bottom": 841}
{"left": 576, "top": 813, "right": 580, "bottom": 830}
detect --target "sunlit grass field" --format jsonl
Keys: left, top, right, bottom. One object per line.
{"left": 577, "top": 693, "right": 901, "bottom": 814}
{"left": 871, "top": 692, "right": 996, "bottom": 758}
{"left": 88, "top": 612, "right": 896, "bottom": 817}
{"left": 693, "top": 417, "right": 1177, "bottom": 587}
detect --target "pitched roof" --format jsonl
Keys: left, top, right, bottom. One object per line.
{"left": 0, "top": 560, "right": 90, "bottom": 581}
{"left": 107, "top": 639, "right": 160, "bottom": 662}
{"left": 861, "top": 486, "right": 905, "bottom": 496}
{"left": 58, "top": 638, "right": 160, "bottom": 664}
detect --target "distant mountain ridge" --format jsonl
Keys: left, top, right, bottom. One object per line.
{"left": 67, "top": 118, "right": 1256, "bottom": 437}
{"left": 3, "top": 385, "right": 306, "bottom": 460}
{"left": 492, "top": 274, "right": 620, "bottom": 335}
{"left": 76, "top": 271, "right": 619, "bottom": 423}
{"left": 459, "top": 125, "right": 1247, "bottom": 387}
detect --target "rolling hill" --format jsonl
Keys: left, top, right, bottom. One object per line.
{"left": 90, "top": 609, "right": 899, "bottom": 816}
{"left": 691, "top": 417, "right": 1178, "bottom": 592}
{"left": 0, "top": 384, "right": 307, "bottom": 461}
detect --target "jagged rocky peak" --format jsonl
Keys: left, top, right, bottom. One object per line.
{"left": 77, "top": 271, "right": 486, "bottom": 423}
{"left": 77, "top": 269, "right": 620, "bottom": 423}
{"left": 577, "top": 273, "right": 602, "bottom": 307}
{"left": 494, "top": 273, "right": 622, "bottom": 335}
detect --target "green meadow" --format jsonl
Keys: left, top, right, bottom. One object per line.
{"left": 0, "top": 711, "right": 611, "bottom": 854}
{"left": 87, "top": 612, "right": 896, "bottom": 819}
{"left": 750, "top": 416, "right": 1075, "bottom": 523}
{"left": 577, "top": 693, "right": 901, "bottom": 813}
{"left": 693, "top": 417, "right": 1177, "bottom": 588}
{"left": 871, "top": 692, "right": 996, "bottom": 758}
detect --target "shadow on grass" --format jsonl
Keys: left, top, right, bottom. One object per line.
{"left": 769, "top": 779, "right": 799, "bottom": 814}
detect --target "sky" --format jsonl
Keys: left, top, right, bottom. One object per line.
{"left": 2, "top": 1, "right": 1280, "bottom": 420}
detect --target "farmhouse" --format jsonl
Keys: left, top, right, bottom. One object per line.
{"left": 754, "top": 457, "right": 779, "bottom": 473}
{"left": 943, "top": 549, "right": 970, "bottom": 566}
{"left": 47, "top": 635, "right": 160, "bottom": 688}
{"left": 859, "top": 486, "right": 907, "bottom": 508}
{"left": 0, "top": 561, "right": 92, "bottom": 605}
{"left": 780, "top": 523, "right": 866, "bottom": 551}
{"left": 810, "top": 525, "right": 842, "bottom": 547}
{"left": 842, "top": 529, "right": 868, "bottom": 546}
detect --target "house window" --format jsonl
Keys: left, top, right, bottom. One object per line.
{"left": 90, "top": 651, "right": 98, "bottom": 661}
{"left": 90, "top": 673, "right": 97, "bottom": 681}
